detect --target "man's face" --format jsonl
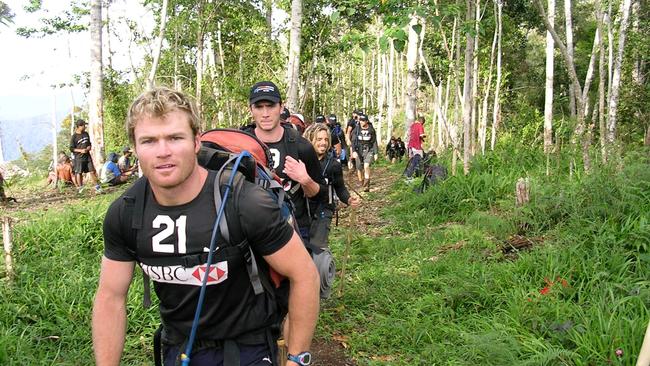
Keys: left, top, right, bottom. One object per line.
{"left": 78, "top": 124, "right": 86, "bottom": 132}
{"left": 250, "top": 101, "right": 282, "bottom": 132}
{"left": 133, "top": 110, "right": 200, "bottom": 190}
{"left": 313, "top": 130, "right": 330, "bottom": 156}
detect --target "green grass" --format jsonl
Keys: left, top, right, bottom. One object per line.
{"left": 1, "top": 146, "right": 648, "bottom": 365}
{"left": 322, "top": 147, "right": 650, "bottom": 365}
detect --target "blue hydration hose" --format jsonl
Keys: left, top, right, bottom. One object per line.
{"left": 181, "top": 151, "right": 251, "bottom": 366}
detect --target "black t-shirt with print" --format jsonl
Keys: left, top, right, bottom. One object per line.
{"left": 255, "top": 127, "right": 326, "bottom": 229}
{"left": 103, "top": 170, "right": 294, "bottom": 341}
{"left": 70, "top": 132, "right": 92, "bottom": 162}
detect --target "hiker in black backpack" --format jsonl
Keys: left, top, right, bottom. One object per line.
{"left": 92, "top": 87, "right": 319, "bottom": 366}
{"left": 244, "top": 81, "right": 327, "bottom": 246}
{"left": 325, "top": 114, "right": 343, "bottom": 159}
{"left": 350, "top": 113, "right": 379, "bottom": 192}
{"left": 304, "top": 123, "right": 360, "bottom": 298}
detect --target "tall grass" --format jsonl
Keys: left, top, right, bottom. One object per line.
{"left": 324, "top": 146, "right": 650, "bottom": 365}
{"left": 0, "top": 193, "right": 158, "bottom": 365}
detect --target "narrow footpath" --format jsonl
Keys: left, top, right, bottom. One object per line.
{"left": 311, "top": 164, "right": 399, "bottom": 366}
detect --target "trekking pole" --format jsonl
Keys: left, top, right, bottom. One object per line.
{"left": 337, "top": 206, "right": 354, "bottom": 298}
{"left": 346, "top": 183, "right": 363, "bottom": 199}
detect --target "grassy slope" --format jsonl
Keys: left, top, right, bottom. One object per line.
{"left": 0, "top": 148, "right": 648, "bottom": 365}
{"left": 322, "top": 149, "right": 650, "bottom": 365}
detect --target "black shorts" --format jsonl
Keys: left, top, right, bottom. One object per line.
{"left": 163, "top": 342, "right": 274, "bottom": 366}
{"left": 73, "top": 159, "right": 94, "bottom": 174}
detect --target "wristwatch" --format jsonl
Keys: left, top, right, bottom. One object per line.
{"left": 287, "top": 351, "right": 312, "bottom": 365}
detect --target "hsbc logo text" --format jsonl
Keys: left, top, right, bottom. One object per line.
{"left": 140, "top": 261, "right": 229, "bottom": 286}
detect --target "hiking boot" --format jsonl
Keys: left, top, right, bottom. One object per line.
{"left": 363, "top": 179, "right": 370, "bottom": 192}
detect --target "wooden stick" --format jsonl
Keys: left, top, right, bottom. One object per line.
{"left": 3, "top": 217, "right": 13, "bottom": 282}
{"left": 337, "top": 207, "right": 355, "bottom": 297}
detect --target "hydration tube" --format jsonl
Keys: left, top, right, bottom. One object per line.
{"left": 181, "top": 151, "right": 252, "bottom": 366}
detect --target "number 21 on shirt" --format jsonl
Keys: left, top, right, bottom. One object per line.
{"left": 151, "top": 215, "right": 187, "bottom": 253}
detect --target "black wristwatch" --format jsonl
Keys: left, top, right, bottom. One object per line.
{"left": 287, "top": 351, "right": 312, "bottom": 365}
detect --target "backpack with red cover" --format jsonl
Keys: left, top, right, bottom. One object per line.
{"left": 197, "top": 128, "right": 294, "bottom": 301}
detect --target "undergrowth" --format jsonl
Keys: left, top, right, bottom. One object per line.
{"left": 323, "top": 147, "right": 650, "bottom": 365}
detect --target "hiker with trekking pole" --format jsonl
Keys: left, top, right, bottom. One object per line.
{"left": 92, "top": 87, "right": 319, "bottom": 366}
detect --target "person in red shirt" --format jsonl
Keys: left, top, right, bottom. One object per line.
{"left": 407, "top": 116, "right": 426, "bottom": 158}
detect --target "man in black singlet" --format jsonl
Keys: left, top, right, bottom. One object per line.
{"left": 246, "top": 81, "right": 327, "bottom": 245}
{"left": 92, "top": 87, "right": 319, "bottom": 366}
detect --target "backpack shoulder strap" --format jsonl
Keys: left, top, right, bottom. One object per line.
{"left": 120, "top": 177, "right": 152, "bottom": 308}
{"left": 283, "top": 125, "right": 300, "bottom": 162}
{"left": 214, "top": 167, "right": 269, "bottom": 296}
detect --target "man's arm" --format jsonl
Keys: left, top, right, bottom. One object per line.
{"left": 264, "top": 231, "right": 319, "bottom": 364}
{"left": 92, "top": 257, "right": 134, "bottom": 366}
{"left": 283, "top": 156, "right": 321, "bottom": 198}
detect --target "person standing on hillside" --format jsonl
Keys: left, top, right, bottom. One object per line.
{"left": 70, "top": 119, "right": 101, "bottom": 192}
{"left": 350, "top": 113, "right": 378, "bottom": 192}
{"left": 244, "top": 81, "right": 327, "bottom": 246}
{"left": 407, "top": 116, "right": 426, "bottom": 158}
{"left": 92, "top": 87, "right": 319, "bottom": 366}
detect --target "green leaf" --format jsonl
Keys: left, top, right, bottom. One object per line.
{"left": 412, "top": 24, "right": 422, "bottom": 35}
{"left": 347, "top": 8, "right": 356, "bottom": 16}
{"left": 331, "top": 10, "right": 340, "bottom": 22}
{"left": 379, "top": 35, "right": 390, "bottom": 52}
{"left": 393, "top": 39, "right": 405, "bottom": 52}
{"left": 394, "top": 29, "right": 407, "bottom": 41}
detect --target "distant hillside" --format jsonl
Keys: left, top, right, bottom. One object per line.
{"left": 0, "top": 114, "right": 65, "bottom": 162}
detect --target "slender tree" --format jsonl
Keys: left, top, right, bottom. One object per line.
{"left": 462, "top": 0, "right": 475, "bottom": 175}
{"left": 147, "top": 0, "right": 170, "bottom": 90}
{"left": 404, "top": 14, "right": 421, "bottom": 145}
{"left": 607, "top": 0, "right": 633, "bottom": 146}
{"left": 89, "top": 0, "right": 105, "bottom": 166}
{"left": 286, "top": 0, "right": 303, "bottom": 111}
{"left": 543, "top": 0, "right": 555, "bottom": 155}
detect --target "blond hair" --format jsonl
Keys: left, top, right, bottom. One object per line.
{"left": 126, "top": 87, "right": 201, "bottom": 144}
{"left": 303, "top": 123, "right": 331, "bottom": 151}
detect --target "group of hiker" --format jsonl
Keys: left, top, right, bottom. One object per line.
{"left": 48, "top": 120, "right": 138, "bottom": 192}
{"left": 91, "top": 81, "right": 382, "bottom": 366}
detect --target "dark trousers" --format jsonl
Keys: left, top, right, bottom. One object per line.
{"left": 163, "top": 343, "right": 274, "bottom": 366}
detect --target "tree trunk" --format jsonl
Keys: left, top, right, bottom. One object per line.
{"left": 147, "top": 0, "right": 169, "bottom": 90}
{"left": 89, "top": 0, "right": 105, "bottom": 166}
{"left": 565, "top": 0, "right": 576, "bottom": 118}
{"left": 196, "top": 23, "right": 204, "bottom": 128}
{"left": 490, "top": 0, "right": 503, "bottom": 151}
{"left": 596, "top": 0, "right": 607, "bottom": 162}
{"left": 387, "top": 42, "right": 395, "bottom": 142}
{"left": 471, "top": 0, "right": 480, "bottom": 156}
{"left": 266, "top": 0, "right": 273, "bottom": 41}
{"left": 51, "top": 94, "right": 58, "bottom": 169}
{"left": 480, "top": 2, "right": 498, "bottom": 155}
{"left": 104, "top": 1, "right": 113, "bottom": 71}
{"left": 462, "top": 0, "right": 475, "bottom": 175}
{"left": 543, "top": 0, "right": 555, "bottom": 155}
{"left": 362, "top": 51, "right": 368, "bottom": 110}
{"left": 286, "top": 0, "right": 303, "bottom": 111}
{"left": 404, "top": 14, "right": 420, "bottom": 145}
{"left": 607, "top": 0, "right": 633, "bottom": 145}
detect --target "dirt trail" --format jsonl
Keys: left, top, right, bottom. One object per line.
{"left": 1, "top": 165, "right": 401, "bottom": 365}
{"left": 310, "top": 164, "right": 399, "bottom": 366}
